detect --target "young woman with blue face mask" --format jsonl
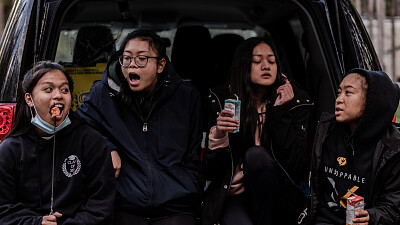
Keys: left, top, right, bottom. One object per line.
{"left": 0, "top": 61, "right": 116, "bottom": 225}
{"left": 26, "top": 66, "right": 72, "bottom": 136}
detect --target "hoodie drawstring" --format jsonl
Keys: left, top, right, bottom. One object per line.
{"left": 35, "top": 137, "right": 43, "bottom": 207}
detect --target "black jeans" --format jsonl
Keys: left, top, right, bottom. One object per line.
{"left": 219, "top": 194, "right": 253, "bottom": 225}
{"left": 220, "top": 146, "right": 281, "bottom": 225}
{"left": 114, "top": 211, "right": 197, "bottom": 225}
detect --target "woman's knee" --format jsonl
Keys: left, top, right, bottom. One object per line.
{"left": 244, "top": 146, "right": 277, "bottom": 173}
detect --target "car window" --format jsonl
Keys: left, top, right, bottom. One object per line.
{"left": 48, "top": 0, "right": 337, "bottom": 119}
{"left": 55, "top": 28, "right": 257, "bottom": 64}
{"left": 54, "top": 25, "right": 256, "bottom": 109}
{"left": 0, "top": 0, "right": 384, "bottom": 143}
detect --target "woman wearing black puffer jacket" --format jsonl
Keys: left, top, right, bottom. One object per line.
{"left": 77, "top": 29, "right": 203, "bottom": 224}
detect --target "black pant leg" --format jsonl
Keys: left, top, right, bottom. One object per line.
{"left": 219, "top": 195, "right": 253, "bottom": 225}
{"left": 114, "top": 211, "right": 148, "bottom": 225}
{"left": 243, "top": 146, "right": 281, "bottom": 225}
{"left": 151, "top": 214, "right": 197, "bottom": 225}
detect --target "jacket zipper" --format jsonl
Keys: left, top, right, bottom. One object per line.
{"left": 308, "top": 120, "right": 328, "bottom": 224}
{"left": 209, "top": 89, "right": 234, "bottom": 194}
{"left": 145, "top": 127, "right": 152, "bottom": 202}
{"left": 133, "top": 97, "right": 158, "bottom": 203}
{"left": 270, "top": 142, "right": 299, "bottom": 188}
{"left": 133, "top": 98, "right": 157, "bottom": 133}
{"left": 270, "top": 101, "right": 314, "bottom": 188}
{"left": 308, "top": 118, "right": 336, "bottom": 224}
{"left": 209, "top": 89, "right": 223, "bottom": 110}
{"left": 209, "top": 89, "right": 234, "bottom": 223}
{"left": 143, "top": 101, "right": 157, "bottom": 132}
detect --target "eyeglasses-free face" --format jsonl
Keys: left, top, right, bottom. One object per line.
{"left": 119, "top": 55, "right": 161, "bottom": 68}
{"left": 335, "top": 73, "right": 367, "bottom": 132}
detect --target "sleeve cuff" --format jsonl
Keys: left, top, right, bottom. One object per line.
{"left": 208, "top": 126, "right": 229, "bottom": 150}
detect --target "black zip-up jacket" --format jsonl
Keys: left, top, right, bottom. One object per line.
{"left": 201, "top": 82, "right": 314, "bottom": 225}
{"left": 0, "top": 114, "right": 115, "bottom": 225}
{"left": 77, "top": 55, "right": 203, "bottom": 219}
{"left": 303, "top": 69, "right": 400, "bottom": 225}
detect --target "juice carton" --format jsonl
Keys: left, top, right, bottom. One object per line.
{"left": 224, "top": 95, "right": 241, "bottom": 133}
{"left": 346, "top": 195, "right": 364, "bottom": 225}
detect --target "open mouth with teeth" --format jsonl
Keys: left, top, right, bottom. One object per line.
{"left": 129, "top": 73, "right": 140, "bottom": 86}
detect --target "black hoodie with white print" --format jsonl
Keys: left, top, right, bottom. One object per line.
{"left": 0, "top": 114, "right": 115, "bottom": 225}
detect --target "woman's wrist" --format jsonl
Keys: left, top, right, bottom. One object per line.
{"left": 214, "top": 129, "right": 226, "bottom": 139}
{"left": 208, "top": 126, "right": 229, "bottom": 150}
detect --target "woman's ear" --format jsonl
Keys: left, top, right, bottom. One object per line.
{"left": 25, "top": 93, "right": 34, "bottom": 107}
{"left": 157, "top": 58, "right": 167, "bottom": 74}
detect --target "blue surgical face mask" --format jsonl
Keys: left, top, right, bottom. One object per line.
{"left": 29, "top": 95, "right": 71, "bottom": 135}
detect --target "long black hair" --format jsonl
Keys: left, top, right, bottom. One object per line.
{"left": 229, "top": 36, "right": 284, "bottom": 147}
{"left": 5, "top": 61, "right": 74, "bottom": 138}
{"left": 115, "top": 29, "right": 168, "bottom": 105}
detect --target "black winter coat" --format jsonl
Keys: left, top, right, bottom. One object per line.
{"left": 0, "top": 114, "right": 115, "bottom": 225}
{"left": 77, "top": 56, "right": 203, "bottom": 219}
{"left": 201, "top": 82, "right": 314, "bottom": 225}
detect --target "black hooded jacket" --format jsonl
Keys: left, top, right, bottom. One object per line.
{"left": 0, "top": 114, "right": 116, "bottom": 225}
{"left": 305, "top": 69, "right": 400, "bottom": 225}
{"left": 76, "top": 54, "right": 202, "bottom": 219}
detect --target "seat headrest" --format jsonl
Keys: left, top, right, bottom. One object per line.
{"left": 209, "top": 34, "right": 244, "bottom": 87}
{"left": 73, "top": 25, "right": 116, "bottom": 66}
{"left": 171, "top": 26, "right": 211, "bottom": 81}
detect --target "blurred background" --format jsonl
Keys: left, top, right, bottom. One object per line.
{"left": 0, "top": 0, "right": 398, "bottom": 81}
{"left": 352, "top": 0, "right": 400, "bottom": 83}
{"left": 0, "top": 0, "right": 12, "bottom": 37}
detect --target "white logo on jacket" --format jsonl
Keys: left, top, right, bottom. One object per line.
{"left": 62, "top": 155, "right": 81, "bottom": 177}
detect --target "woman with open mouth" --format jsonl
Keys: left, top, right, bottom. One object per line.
{"left": 0, "top": 61, "right": 115, "bottom": 225}
{"left": 77, "top": 29, "right": 202, "bottom": 225}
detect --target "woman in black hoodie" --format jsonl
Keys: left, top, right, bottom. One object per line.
{"left": 305, "top": 68, "right": 400, "bottom": 225}
{"left": 0, "top": 61, "right": 115, "bottom": 225}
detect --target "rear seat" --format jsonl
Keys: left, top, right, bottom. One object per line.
{"left": 209, "top": 33, "right": 244, "bottom": 88}
{"left": 63, "top": 25, "right": 116, "bottom": 110}
{"left": 73, "top": 25, "right": 116, "bottom": 67}
{"left": 171, "top": 26, "right": 211, "bottom": 93}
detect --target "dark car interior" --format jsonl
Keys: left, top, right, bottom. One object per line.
{"left": 51, "top": 0, "right": 338, "bottom": 121}
{"left": 0, "top": 0, "right": 386, "bottom": 142}
{"left": 72, "top": 25, "right": 116, "bottom": 67}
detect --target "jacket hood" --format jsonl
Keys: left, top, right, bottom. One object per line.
{"left": 348, "top": 68, "right": 400, "bottom": 145}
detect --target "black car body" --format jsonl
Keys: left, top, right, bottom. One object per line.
{"left": 0, "top": 0, "right": 380, "bottom": 141}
